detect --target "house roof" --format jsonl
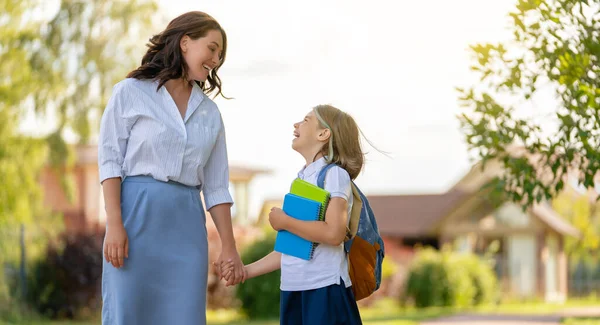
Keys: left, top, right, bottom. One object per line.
{"left": 531, "top": 203, "right": 580, "bottom": 237}
{"left": 370, "top": 151, "right": 580, "bottom": 238}
{"left": 370, "top": 190, "right": 579, "bottom": 238}
{"left": 370, "top": 190, "right": 468, "bottom": 237}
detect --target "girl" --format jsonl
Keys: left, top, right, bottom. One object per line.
{"left": 222, "top": 104, "right": 364, "bottom": 325}
{"left": 99, "top": 11, "right": 245, "bottom": 325}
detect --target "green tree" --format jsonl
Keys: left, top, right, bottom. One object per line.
{"left": 552, "top": 190, "right": 600, "bottom": 261}
{"left": 0, "top": 0, "right": 50, "bottom": 307}
{"left": 31, "top": 0, "right": 157, "bottom": 163}
{"left": 0, "top": 0, "right": 47, "bottom": 226}
{"left": 458, "top": 0, "right": 600, "bottom": 207}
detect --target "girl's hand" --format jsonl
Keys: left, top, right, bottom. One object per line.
{"left": 229, "top": 266, "right": 249, "bottom": 286}
{"left": 215, "top": 260, "right": 235, "bottom": 282}
{"left": 103, "top": 221, "right": 129, "bottom": 268}
{"left": 268, "top": 207, "right": 289, "bottom": 231}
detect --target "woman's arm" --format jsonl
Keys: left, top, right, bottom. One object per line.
{"left": 202, "top": 116, "right": 244, "bottom": 285}
{"left": 209, "top": 204, "right": 244, "bottom": 285}
{"left": 98, "top": 83, "right": 131, "bottom": 268}
{"left": 102, "top": 178, "right": 128, "bottom": 268}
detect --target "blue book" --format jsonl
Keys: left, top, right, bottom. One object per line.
{"left": 274, "top": 193, "right": 322, "bottom": 260}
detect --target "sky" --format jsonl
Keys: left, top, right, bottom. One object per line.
{"left": 22, "top": 0, "right": 562, "bottom": 219}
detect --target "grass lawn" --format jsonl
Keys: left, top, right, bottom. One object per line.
{"left": 562, "top": 317, "right": 600, "bottom": 325}
{"left": 204, "top": 298, "right": 451, "bottom": 325}
{"left": 2, "top": 298, "right": 598, "bottom": 325}
{"left": 471, "top": 298, "right": 600, "bottom": 315}
{"left": 0, "top": 299, "right": 449, "bottom": 325}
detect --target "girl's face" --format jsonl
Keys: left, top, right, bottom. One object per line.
{"left": 180, "top": 29, "right": 223, "bottom": 82}
{"left": 292, "top": 111, "right": 329, "bottom": 155}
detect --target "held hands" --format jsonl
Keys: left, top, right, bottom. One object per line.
{"left": 214, "top": 247, "right": 246, "bottom": 286}
{"left": 268, "top": 207, "right": 289, "bottom": 231}
{"left": 214, "top": 259, "right": 247, "bottom": 287}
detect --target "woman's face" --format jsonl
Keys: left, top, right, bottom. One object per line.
{"left": 180, "top": 29, "right": 223, "bottom": 82}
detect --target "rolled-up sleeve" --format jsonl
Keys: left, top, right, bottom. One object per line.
{"left": 202, "top": 115, "right": 234, "bottom": 210}
{"left": 98, "top": 84, "right": 131, "bottom": 183}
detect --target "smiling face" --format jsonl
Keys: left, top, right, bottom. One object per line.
{"left": 180, "top": 29, "right": 223, "bottom": 82}
{"left": 292, "top": 110, "right": 331, "bottom": 160}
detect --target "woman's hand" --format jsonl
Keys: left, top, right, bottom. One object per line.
{"left": 103, "top": 221, "right": 129, "bottom": 268}
{"left": 216, "top": 246, "right": 245, "bottom": 286}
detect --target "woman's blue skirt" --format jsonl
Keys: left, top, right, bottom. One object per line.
{"left": 102, "top": 176, "right": 208, "bottom": 325}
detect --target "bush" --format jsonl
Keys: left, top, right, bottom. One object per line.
{"left": 461, "top": 254, "right": 498, "bottom": 305}
{"left": 235, "top": 232, "right": 280, "bottom": 319}
{"left": 26, "top": 233, "right": 103, "bottom": 319}
{"left": 403, "top": 247, "right": 496, "bottom": 308}
{"left": 381, "top": 257, "right": 398, "bottom": 281}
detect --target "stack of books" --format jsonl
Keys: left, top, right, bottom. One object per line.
{"left": 274, "top": 178, "right": 331, "bottom": 260}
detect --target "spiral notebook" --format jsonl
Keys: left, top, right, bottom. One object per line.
{"left": 274, "top": 193, "right": 322, "bottom": 260}
{"left": 289, "top": 178, "right": 331, "bottom": 221}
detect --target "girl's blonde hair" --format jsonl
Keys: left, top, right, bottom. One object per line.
{"left": 313, "top": 104, "right": 364, "bottom": 180}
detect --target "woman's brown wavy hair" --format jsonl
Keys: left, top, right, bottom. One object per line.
{"left": 127, "top": 11, "right": 228, "bottom": 98}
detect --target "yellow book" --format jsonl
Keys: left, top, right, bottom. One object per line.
{"left": 289, "top": 178, "right": 330, "bottom": 221}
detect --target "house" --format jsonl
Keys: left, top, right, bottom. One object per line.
{"left": 40, "top": 144, "right": 269, "bottom": 234}
{"left": 372, "top": 159, "right": 579, "bottom": 302}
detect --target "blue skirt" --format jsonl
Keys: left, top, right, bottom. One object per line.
{"left": 280, "top": 279, "right": 362, "bottom": 325}
{"left": 102, "top": 176, "right": 208, "bottom": 325}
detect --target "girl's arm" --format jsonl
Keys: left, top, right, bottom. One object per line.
{"left": 245, "top": 251, "right": 281, "bottom": 280}
{"left": 219, "top": 251, "right": 281, "bottom": 284}
{"left": 269, "top": 197, "right": 348, "bottom": 246}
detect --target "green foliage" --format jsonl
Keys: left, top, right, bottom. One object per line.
{"left": 0, "top": 121, "right": 49, "bottom": 307}
{"left": 460, "top": 254, "right": 498, "bottom": 305}
{"left": 0, "top": 138, "right": 47, "bottom": 228}
{"left": 26, "top": 234, "right": 103, "bottom": 319}
{"left": 0, "top": 0, "right": 49, "bottom": 227}
{"left": 382, "top": 256, "right": 399, "bottom": 281}
{"left": 458, "top": 0, "right": 600, "bottom": 208}
{"left": 404, "top": 248, "right": 497, "bottom": 308}
{"left": 552, "top": 191, "right": 600, "bottom": 261}
{"left": 30, "top": 0, "right": 158, "bottom": 145}
{"left": 235, "top": 234, "right": 281, "bottom": 320}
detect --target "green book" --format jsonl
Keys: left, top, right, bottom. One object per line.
{"left": 290, "top": 178, "right": 330, "bottom": 221}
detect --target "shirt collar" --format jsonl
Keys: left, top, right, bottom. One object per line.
{"left": 184, "top": 83, "right": 205, "bottom": 122}
{"left": 298, "top": 156, "right": 328, "bottom": 179}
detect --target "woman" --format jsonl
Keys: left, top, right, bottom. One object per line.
{"left": 98, "top": 11, "right": 244, "bottom": 325}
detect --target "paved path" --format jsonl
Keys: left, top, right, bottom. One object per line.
{"left": 420, "top": 307, "right": 600, "bottom": 325}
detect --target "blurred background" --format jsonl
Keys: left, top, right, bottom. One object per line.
{"left": 1, "top": 0, "right": 600, "bottom": 324}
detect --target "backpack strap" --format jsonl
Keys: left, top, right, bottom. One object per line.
{"left": 317, "top": 163, "right": 337, "bottom": 189}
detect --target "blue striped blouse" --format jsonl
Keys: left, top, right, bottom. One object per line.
{"left": 98, "top": 78, "right": 233, "bottom": 210}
